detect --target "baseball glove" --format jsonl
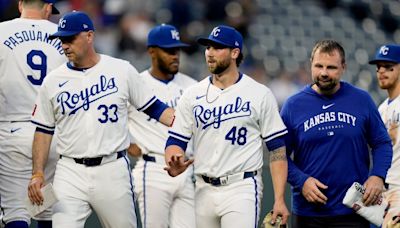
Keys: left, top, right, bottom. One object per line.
{"left": 261, "top": 211, "right": 287, "bottom": 228}
{"left": 387, "top": 216, "right": 400, "bottom": 228}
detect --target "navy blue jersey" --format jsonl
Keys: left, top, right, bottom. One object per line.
{"left": 281, "top": 81, "right": 392, "bottom": 216}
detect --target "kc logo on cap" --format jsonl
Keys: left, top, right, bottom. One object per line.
{"left": 147, "top": 24, "right": 189, "bottom": 48}
{"left": 369, "top": 44, "right": 400, "bottom": 64}
{"left": 379, "top": 46, "right": 389, "bottom": 55}
{"left": 49, "top": 11, "right": 95, "bottom": 39}
{"left": 197, "top": 25, "right": 243, "bottom": 51}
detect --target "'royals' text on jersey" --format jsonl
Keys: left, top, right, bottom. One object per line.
{"left": 0, "top": 18, "right": 66, "bottom": 121}
{"left": 32, "top": 55, "right": 156, "bottom": 158}
{"left": 169, "top": 74, "right": 287, "bottom": 177}
{"left": 128, "top": 70, "right": 197, "bottom": 155}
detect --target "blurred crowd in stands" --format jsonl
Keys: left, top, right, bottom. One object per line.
{"left": 2, "top": 0, "right": 400, "bottom": 107}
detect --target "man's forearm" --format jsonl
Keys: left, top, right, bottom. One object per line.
{"left": 32, "top": 131, "right": 53, "bottom": 174}
{"left": 159, "top": 107, "right": 175, "bottom": 127}
{"left": 270, "top": 146, "right": 288, "bottom": 201}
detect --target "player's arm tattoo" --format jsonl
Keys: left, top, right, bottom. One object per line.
{"left": 269, "top": 146, "right": 287, "bottom": 163}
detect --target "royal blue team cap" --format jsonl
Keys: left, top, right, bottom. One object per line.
{"left": 197, "top": 25, "right": 243, "bottom": 51}
{"left": 49, "top": 11, "right": 94, "bottom": 39}
{"left": 147, "top": 24, "right": 189, "bottom": 48}
{"left": 369, "top": 44, "right": 400, "bottom": 64}
{"left": 43, "top": 0, "right": 60, "bottom": 15}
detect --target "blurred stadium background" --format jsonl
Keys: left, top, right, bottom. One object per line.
{"left": 1, "top": 0, "right": 399, "bottom": 227}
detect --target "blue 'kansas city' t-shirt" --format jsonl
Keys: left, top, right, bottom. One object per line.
{"left": 281, "top": 81, "right": 392, "bottom": 216}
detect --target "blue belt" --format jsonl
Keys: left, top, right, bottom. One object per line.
{"left": 202, "top": 171, "right": 257, "bottom": 186}
{"left": 60, "top": 150, "right": 126, "bottom": 167}
{"left": 142, "top": 154, "right": 156, "bottom": 162}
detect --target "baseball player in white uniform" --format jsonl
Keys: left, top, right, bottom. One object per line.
{"left": 26, "top": 11, "right": 175, "bottom": 228}
{"left": 164, "top": 25, "right": 290, "bottom": 228}
{"left": 0, "top": 1, "right": 63, "bottom": 227}
{"left": 369, "top": 44, "right": 400, "bottom": 227}
{"left": 128, "top": 24, "right": 197, "bottom": 228}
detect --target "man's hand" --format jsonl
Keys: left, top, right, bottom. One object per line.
{"left": 164, "top": 153, "right": 193, "bottom": 177}
{"left": 271, "top": 199, "right": 290, "bottom": 225}
{"left": 302, "top": 177, "right": 328, "bottom": 204}
{"left": 127, "top": 143, "right": 142, "bottom": 157}
{"left": 27, "top": 171, "right": 45, "bottom": 205}
{"left": 363, "top": 175, "right": 384, "bottom": 206}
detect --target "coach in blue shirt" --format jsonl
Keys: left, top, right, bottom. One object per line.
{"left": 281, "top": 39, "right": 392, "bottom": 227}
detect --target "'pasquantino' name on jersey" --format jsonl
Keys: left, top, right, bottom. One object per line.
{"left": 304, "top": 111, "right": 356, "bottom": 132}
{"left": 193, "top": 97, "right": 251, "bottom": 130}
{"left": 57, "top": 75, "right": 118, "bottom": 115}
{"left": 3, "top": 29, "right": 63, "bottom": 54}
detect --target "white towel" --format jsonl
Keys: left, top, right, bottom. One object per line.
{"left": 342, "top": 182, "right": 387, "bottom": 226}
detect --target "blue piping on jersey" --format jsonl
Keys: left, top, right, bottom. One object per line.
{"left": 143, "top": 160, "right": 148, "bottom": 228}
{"left": 263, "top": 129, "right": 288, "bottom": 142}
{"left": 165, "top": 136, "right": 188, "bottom": 152}
{"left": 137, "top": 96, "right": 157, "bottom": 112}
{"left": 66, "top": 62, "right": 90, "bottom": 71}
{"left": 253, "top": 176, "right": 259, "bottom": 228}
{"left": 148, "top": 70, "right": 176, "bottom": 84}
{"left": 143, "top": 99, "right": 168, "bottom": 121}
{"left": 265, "top": 136, "right": 285, "bottom": 152}
{"left": 35, "top": 127, "right": 54, "bottom": 135}
{"left": 31, "top": 120, "right": 55, "bottom": 130}
{"left": 168, "top": 131, "right": 191, "bottom": 141}
{"left": 122, "top": 156, "right": 136, "bottom": 225}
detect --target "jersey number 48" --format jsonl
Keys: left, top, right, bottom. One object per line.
{"left": 225, "top": 126, "right": 247, "bottom": 145}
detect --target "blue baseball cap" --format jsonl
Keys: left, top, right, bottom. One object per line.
{"left": 369, "top": 44, "right": 400, "bottom": 64}
{"left": 147, "top": 24, "right": 189, "bottom": 48}
{"left": 43, "top": 0, "right": 59, "bottom": 15}
{"left": 197, "top": 25, "right": 243, "bottom": 51}
{"left": 49, "top": 11, "right": 94, "bottom": 39}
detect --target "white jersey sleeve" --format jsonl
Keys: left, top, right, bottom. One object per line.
{"left": 126, "top": 66, "right": 157, "bottom": 110}
{"left": 0, "top": 18, "right": 66, "bottom": 121}
{"left": 260, "top": 88, "right": 288, "bottom": 144}
{"left": 32, "top": 82, "right": 55, "bottom": 132}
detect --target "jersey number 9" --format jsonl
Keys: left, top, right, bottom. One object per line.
{"left": 27, "top": 50, "right": 47, "bottom": 86}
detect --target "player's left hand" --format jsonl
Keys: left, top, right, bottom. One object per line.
{"left": 270, "top": 199, "right": 290, "bottom": 225}
{"left": 363, "top": 175, "right": 384, "bottom": 206}
{"left": 164, "top": 153, "right": 193, "bottom": 177}
{"left": 28, "top": 172, "right": 45, "bottom": 205}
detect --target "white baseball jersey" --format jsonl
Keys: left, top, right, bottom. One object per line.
{"left": 128, "top": 70, "right": 197, "bottom": 155}
{"left": 379, "top": 97, "right": 400, "bottom": 227}
{"left": 0, "top": 18, "right": 65, "bottom": 122}
{"left": 129, "top": 70, "right": 197, "bottom": 228}
{"left": 169, "top": 74, "right": 287, "bottom": 177}
{"left": 0, "top": 18, "right": 64, "bottom": 225}
{"left": 378, "top": 97, "right": 400, "bottom": 187}
{"left": 32, "top": 54, "right": 157, "bottom": 158}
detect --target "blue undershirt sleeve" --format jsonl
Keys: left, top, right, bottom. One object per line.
{"left": 165, "top": 136, "right": 188, "bottom": 152}
{"left": 265, "top": 136, "right": 285, "bottom": 151}
{"left": 35, "top": 127, "right": 54, "bottom": 135}
{"left": 143, "top": 99, "right": 169, "bottom": 121}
